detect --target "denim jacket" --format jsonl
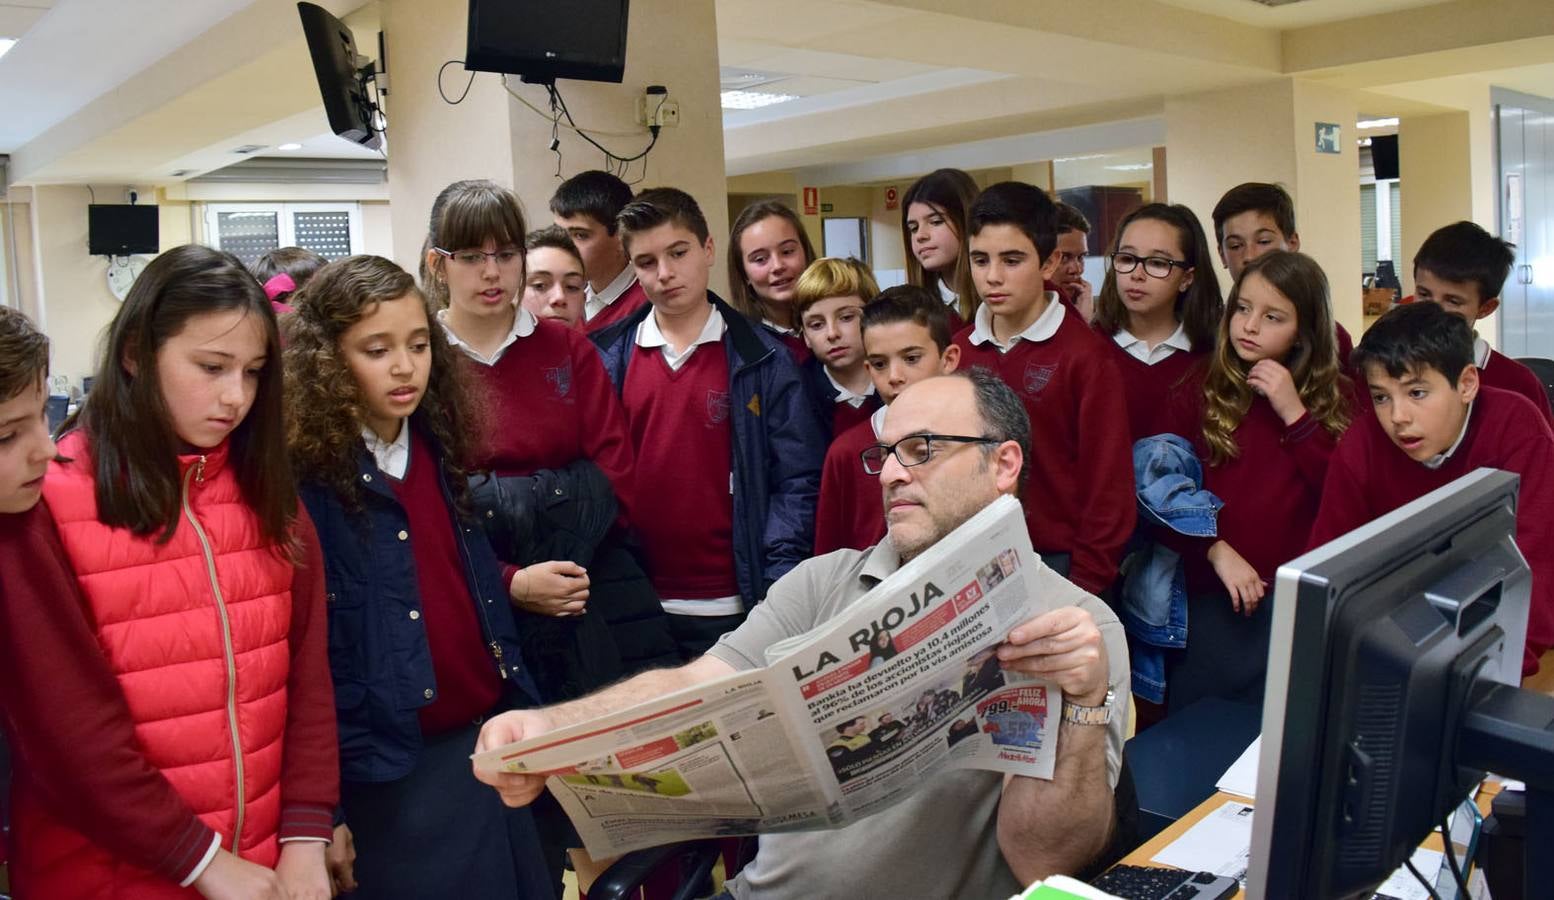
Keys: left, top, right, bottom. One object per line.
{"left": 1122, "top": 433, "right": 1222, "bottom": 702}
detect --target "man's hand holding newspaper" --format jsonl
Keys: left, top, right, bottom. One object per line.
{"left": 469, "top": 497, "right": 1103, "bottom": 858}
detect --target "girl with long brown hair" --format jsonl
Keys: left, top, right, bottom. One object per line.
{"left": 901, "top": 168, "right": 980, "bottom": 328}
{"left": 1, "top": 244, "right": 337, "bottom": 898}
{"left": 728, "top": 199, "right": 818, "bottom": 363}
{"left": 286, "top": 254, "right": 551, "bottom": 898}
{"left": 1161, "top": 250, "right": 1353, "bottom": 714}
{"left": 1092, "top": 203, "right": 1224, "bottom": 441}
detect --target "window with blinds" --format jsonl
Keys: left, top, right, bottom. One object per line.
{"left": 203, "top": 203, "right": 363, "bottom": 266}
{"left": 1361, "top": 184, "right": 1377, "bottom": 274}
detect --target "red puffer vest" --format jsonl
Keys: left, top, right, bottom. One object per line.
{"left": 15, "top": 433, "right": 295, "bottom": 898}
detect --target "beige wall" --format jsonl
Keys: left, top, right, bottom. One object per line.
{"left": 1167, "top": 77, "right": 1364, "bottom": 335}
{"left": 382, "top": 0, "right": 517, "bottom": 274}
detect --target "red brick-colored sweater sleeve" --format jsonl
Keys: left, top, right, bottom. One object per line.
{"left": 277, "top": 508, "right": 340, "bottom": 841}
{"left": 1070, "top": 349, "right": 1138, "bottom": 594}
{"left": 0, "top": 503, "right": 217, "bottom": 883}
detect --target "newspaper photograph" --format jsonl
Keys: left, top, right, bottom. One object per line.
{"left": 471, "top": 495, "right": 1062, "bottom": 857}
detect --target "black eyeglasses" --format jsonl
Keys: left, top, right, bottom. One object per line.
{"left": 860, "top": 434, "right": 999, "bottom": 475}
{"left": 1110, "top": 252, "right": 1191, "bottom": 279}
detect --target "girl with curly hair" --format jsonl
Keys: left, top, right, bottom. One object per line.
{"left": 284, "top": 254, "right": 550, "bottom": 899}
{"left": 1161, "top": 250, "right": 1354, "bottom": 714}
{"left": 1092, "top": 203, "right": 1224, "bottom": 441}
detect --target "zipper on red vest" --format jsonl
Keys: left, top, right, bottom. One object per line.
{"left": 182, "top": 457, "right": 247, "bottom": 853}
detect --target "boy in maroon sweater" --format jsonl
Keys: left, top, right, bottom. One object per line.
{"left": 1212, "top": 182, "right": 1354, "bottom": 364}
{"left": 815, "top": 286, "right": 961, "bottom": 554}
{"left": 551, "top": 170, "right": 651, "bottom": 334}
{"left": 1411, "top": 220, "right": 1554, "bottom": 424}
{"left": 1310, "top": 302, "right": 1554, "bottom": 675}
{"left": 954, "top": 181, "right": 1135, "bottom": 595}
{"left": 797, "top": 257, "right": 883, "bottom": 441}
{"left": 592, "top": 188, "right": 825, "bottom": 659}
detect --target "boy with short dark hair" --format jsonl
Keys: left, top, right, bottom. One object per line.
{"left": 591, "top": 188, "right": 826, "bottom": 658}
{"left": 953, "top": 181, "right": 1135, "bottom": 595}
{"left": 1310, "top": 301, "right": 1554, "bottom": 675}
{"left": 1212, "top": 181, "right": 1353, "bottom": 363}
{"left": 1051, "top": 202, "right": 1093, "bottom": 321}
{"left": 795, "top": 257, "right": 883, "bottom": 441}
{"left": 1412, "top": 220, "right": 1553, "bottom": 423}
{"left": 814, "top": 286, "right": 960, "bottom": 554}
{"left": 550, "top": 170, "right": 650, "bottom": 333}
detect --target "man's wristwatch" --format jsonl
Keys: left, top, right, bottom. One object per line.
{"left": 1061, "top": 688, "right": 1115, "bottom": 726}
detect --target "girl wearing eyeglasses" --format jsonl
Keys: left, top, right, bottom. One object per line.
{"left": 1092, "top": 203, "right": 1224, "bottom": 441}
{"left": 1160, "top": 250, "right": 1355, "bottom": 715}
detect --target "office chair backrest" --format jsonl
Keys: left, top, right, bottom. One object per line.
{"left": 1515, "top": 357, "right": 1554, "bottom": 409}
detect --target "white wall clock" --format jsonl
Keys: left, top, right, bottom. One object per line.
{"left": 107, "top": 254, "right": 152, "bottom": 301}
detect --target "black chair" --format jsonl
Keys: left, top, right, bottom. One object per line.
{"left": 1515, "top": 357, "right": 1554, "bottom": 410}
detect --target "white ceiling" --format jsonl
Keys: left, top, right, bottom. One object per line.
{"left": 0, "top": 0, "right": 254, "bottom": 151}
{"left": 0, "top": 0, "right": 1549, "bottom": 186}
{"left": 1155, "top": 0, "right": 1454, "bottom": 28}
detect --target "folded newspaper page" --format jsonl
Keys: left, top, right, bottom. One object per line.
{"left": 472, "top": 494, "right": 1061, "bottom": 857}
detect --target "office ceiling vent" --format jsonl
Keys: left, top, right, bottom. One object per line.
{"left": 1246, "top": 0, "right": 1312, "bottom": 5}
{"left": 230, "top": 144, "right": 268, "bottom": 155}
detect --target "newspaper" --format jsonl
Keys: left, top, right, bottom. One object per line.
{"left": 471, "top": 494, "right": 1060, "bottom": 858}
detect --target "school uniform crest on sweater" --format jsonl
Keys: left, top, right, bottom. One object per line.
{"left": 1023, "top": 362, "right": 1058, "bottom": 396}
{"left": 543, "top": 359, "right": 574, "bottom": 399}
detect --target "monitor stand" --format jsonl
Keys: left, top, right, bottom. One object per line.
{"left": 1456, "top": 681, "right": 1554, "bottom": 895}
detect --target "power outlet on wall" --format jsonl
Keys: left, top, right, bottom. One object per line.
{"left": 635, "top": 86, "right": 679, "bottom": 128}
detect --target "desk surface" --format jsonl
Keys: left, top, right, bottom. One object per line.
{"left": 1118, "top": 784, "right": 1504, "bottom": 898}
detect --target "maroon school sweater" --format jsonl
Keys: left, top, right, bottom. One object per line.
{"left": 622, "top": 343, "right": 740, "bottom": 599}
{"left": 953, "top": 312, "right": 1136, "bottom": 593}
{"left": 832, "top": 393, "right": 882, "bottom": 439}
{"left": 390, "top": 431, "right": 503, "bottom": 735}
{"left": 1104, "top": 339, "right": 1205, "bottom": 443}
{"left": 1480, "top": 348, "right": 1554, "bottom": 425}
{"left": 815, "top": 416, "right": 887, "bottom": 555}
{"left": 1310, "top": 386, "right": 1554, "bottom": 674}
{"left": 584, "top": 278, "right": 651, "bottom": 335}
{"left": 466, "top": 318, "right": 636, "bottom": 523}
{"left": 1164, "top": 365, "right": 1343, "bottom": 595}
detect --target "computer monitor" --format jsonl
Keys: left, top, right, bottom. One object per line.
{"left": 1247, "top": 468, "right": 1531, "bottom": 899}
{"left": 88, "top": 204, "right": 159, "bottom": 256}
{"left": 297, "top": 2, "right": 382, "bottom": 151}
{"left": 464, "top": 0, "right": 631, "bottom": 84}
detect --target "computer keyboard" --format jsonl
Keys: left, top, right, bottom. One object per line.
{"left": 1088, "top": 864, "right": 1240, "bottom": 899}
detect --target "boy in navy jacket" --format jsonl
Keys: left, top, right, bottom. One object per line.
{"left": 592, "top": 188, "right": 826, "bottom": 658}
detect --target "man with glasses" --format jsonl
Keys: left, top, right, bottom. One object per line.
{"left": 475, "top": 369, "right": 1130, "bottom": 899}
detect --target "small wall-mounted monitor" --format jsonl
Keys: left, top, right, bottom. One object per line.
{"left": 1371, "top": 134, "right": 1400, "bottom": 181}
{"left": 465, "top": 0, "right": 630, "bottom": 84}
{"left": 297, "top": 2, "right": 382, "bottom": 150}
{"left": 88, "top": 204, "right": 159, "bottom": 256}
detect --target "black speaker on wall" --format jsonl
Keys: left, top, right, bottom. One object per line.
{"left": 465, "top": 0, "right": 630, "bottom": 84}
{"left": 1371, "top": 134, "right": 1400, "bottom": 181}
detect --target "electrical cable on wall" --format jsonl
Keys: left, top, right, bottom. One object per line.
{"left": 434, "top": 66, "right": 665, "bottom": 184}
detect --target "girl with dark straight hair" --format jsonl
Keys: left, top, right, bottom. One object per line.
{"left": 1, "top": 243, "right": 338, "bottom": 898}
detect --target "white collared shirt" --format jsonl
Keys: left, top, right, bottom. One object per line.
{"left": 1114, "top": 322, "right": 1193, "bottom": 365}
{"left": 1474, "top": 336, "right": 1491, "bottom": 369}
{"left": 585, "top": 265, "right": 638, "bottom": 322}
{"left": 826, "top": 368, "right": 876, "bottom": 408}
{"left": 761, "top": 318, "right": 798, "bottom": 337}
{"left": 966, "top": 291, "right": 1065, "bottom": 352}
{"left": 437, "top": 306, "right": 535, "bottom": 366}
{"left": 869, "top": 402, "right": 889, "bottom": 438}
{"left": 362, "top": 422, "right": 412, "bottom": 480}
{"left": 636, "top": 304, "right": 726, "bottom": 371}
{"left": 1423, "top": 401, "right": 1474, "bottom": 471}
{"left": 937, "top": 280, "right": 959, "bottom": 309}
